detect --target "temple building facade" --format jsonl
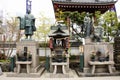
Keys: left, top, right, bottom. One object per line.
{"left": 52, "top": 0, "right": 117, "bottom": 13}
{"left": 50, "top": 0, "right": 118, "bottom": 74}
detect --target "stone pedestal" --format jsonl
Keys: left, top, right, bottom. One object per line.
{"left": 66, "top": 54, "right": 70, "bottom": 72}
{"left": 16, "top": 40, "right": 39, "bottom": 73}
{"left": 114, "top": 37, "right": 120, "bottom": 70}
{"left": 0, "top": 66, "right": 2, "bottom": 75}
{"left": 83, "top": 42, "right": 115, "bottom": 73}
{"left": 85, "top": 38, "right": 92, "bottom": 44}
{"left": 51, "top": 62, "right": 67, "bottom": 74}
{"left": 49, "top": 53, "right": 70, "bottom": 73}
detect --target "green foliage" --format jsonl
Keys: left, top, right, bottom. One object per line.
{"left": 70, "top": 55, "right": 76, "bottom": 60}
{"left": 34, "top": 13, "right": 52, "bottom": 56}
{"left": 102, "top": 11, "right": 118, "bottom": 37}
{"left": 34, "top": 13, "right": 51, "bottom": 41}
{"left": 0, "top": 53, "right": 7, "bottom": 60}
{"left": 55, "top": 9, "right": 64, "bottom": 21}
{"left": 60, "top": 11, "right": 87, "bottom": 25}
{"left": 55, "top": 9, "right": 119, "bottom": 41}
{"left": 39, "top": 56, "right": 46, "bottom": 61}
{"left": 55, "top": 11, "right": 93, "bottom": 39}
{"left": 0, "top": 59, "right": 10, "bottom": 62}
{"left": 1, "top": 62, "right": 10, "bottom": 72}
{"left": 94, "top": 11, "right": 101, "bottom": 26}
{"left": 70, "top": 55, "right": 79, "bottom": 60}
{"left": 1, "top": 17, "right": 21, "bottom": 41}
{"left": 0, "top": 20, "right": 2, "bottom": 24}
{"left": 39, "top": 42, "right": 49, "bottom": 47}
{"left": 118, "top": 22, "right": 120, "bottom": 29}
{"left": 55, "top": 10, "right": 86, "bottom": 25}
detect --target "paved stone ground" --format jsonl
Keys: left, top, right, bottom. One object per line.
{"left": 75, "top": 69, "right": 120, "bottom": 77}
{"left": 0, "top": 72, "right": 120, "bottom": 80}
{"left": 40, "top": 69, "right": 78, "bottom": 78}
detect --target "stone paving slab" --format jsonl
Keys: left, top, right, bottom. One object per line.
{"left": 6, "top": 67, "right": 45, "bottom": 77}
{"left": 41, "top": 69, "right": 78, "bottom": 78}
{"left": 0, "top": 73, "right": 120, "bottom": 80}
{"left": 7, "top": 72, "right": 41, "bottom": 77}
{"left": 75, "top": 69, "right": 120, "bottom": 77}
{"left": 1, "top": 68, "right": 120, "bottom": 80}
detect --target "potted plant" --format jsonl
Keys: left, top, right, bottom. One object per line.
{"left": 90, "top": 52, "right": 96, "bottom": 61}
{"left": 62, "top": 50, "right": 67, "bottom": 62}
{"left": 96, "top": 51, "right": 105, "bottom": 62}
{"left": 27, "top": 54, "right": 32, "bottom": 61}
{"left": 16, "top": 51, "right": 20, "bottom": 61}
{"left": 105, "top": 51, "right": 109, "bottom": 61}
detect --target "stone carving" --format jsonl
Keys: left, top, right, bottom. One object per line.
{"left": 92, "top": 25, "right": 103, "bottom": 42}
{"left": 84, "top": 12, "right": 92, "bottom": 37}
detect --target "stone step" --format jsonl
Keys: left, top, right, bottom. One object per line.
{"left": 35, "top": 62, "right": 45, "bottom": 73}
{"left": 76, "top": 69, "right": 120, "bottom": 77}
{"left": 6, "top": 67, "right": 45, "bottom": 77}
{"left": 38, "top": 67, "right": 46, "bottom": 76}
{"left": 42, "top": 69, "right": 75, "bottom": 78}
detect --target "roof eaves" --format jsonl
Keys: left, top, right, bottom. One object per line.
{"left": 53, "top": 1, "right": 117, "bottom": 5}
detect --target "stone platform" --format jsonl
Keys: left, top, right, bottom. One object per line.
{"left": 1, "top": 72, "right": 120, "bottom": 80}
{"left": 6, "top": 67, "right": 45, "bottom": 77}
{"left": 41, "top": 69, "right": 78, "bottom": 78}
{"left": 76, "top": 70, "right": 120, "bottom": 77}
{"left": 83, "top": 42, "right": 115, "bottom": 73}
{"left": 0, "top": 66, "right": 2, "bottom": 75}
{"left": 16, "top": 40, "right": 40, "bottom": 73}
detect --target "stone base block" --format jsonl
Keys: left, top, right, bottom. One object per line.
{"left": 85, "top": 38, "right": 92, "bottom": 44}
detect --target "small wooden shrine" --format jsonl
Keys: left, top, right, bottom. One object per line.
{"left": 48, "top": 22, "right": 70, "bottom": 74}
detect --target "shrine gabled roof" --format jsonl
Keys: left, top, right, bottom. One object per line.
{"left": 53, "top": 27, "right": 65, "bottom": 34}
{"left": 49, "top": 29, "right": 69, "bottom": 37}
{"left": 52, "top": 0, "right": 117, "bottom": 5}
{"left": 48, "top": 24, "right": 69, "bottom": 37}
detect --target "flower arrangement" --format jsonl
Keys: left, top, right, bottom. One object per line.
{"left": 27, "top": 51, "right": 32, "bottom": 61}
{"left": 105, "top": 51, "right": 109, "bottom": 61}
{"left": 90, "top": 51, "right": 96, "bottom": 61}
{"left": 16, "top": 51, "right": 20, "bottom": 61}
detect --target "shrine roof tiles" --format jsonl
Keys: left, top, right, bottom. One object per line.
{"left": 52, "top": 0, "right": 117, "bottom": 5}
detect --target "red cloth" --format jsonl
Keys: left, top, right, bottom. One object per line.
{"left": 49, "top": 38, "right": 53, "bottom": 49}
{"left": 66, "top": 38, "right": 70, "bottom": 48}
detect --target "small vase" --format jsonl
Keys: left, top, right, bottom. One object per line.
{"left": 98, "top": 57, "right": 105, "bottom": 62}
{"left": 106, "top": 56, "right": 109, "bottom": 61}
{"left": 91, "top": 58, "right": 95, "bottom": 61}
{"left": 28, "top": 57, "right": 32, "bottom": 61}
